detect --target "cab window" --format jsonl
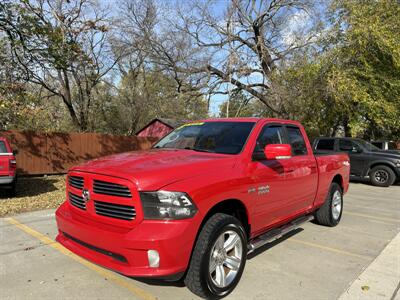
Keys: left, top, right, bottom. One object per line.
{"left": 286, "top": 126, "right": 308, "bottom": 156}
{"left": 316, "top": 139, "right": 335, "bottom": 151}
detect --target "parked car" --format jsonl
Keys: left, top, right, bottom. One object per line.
{"left": 313, "top": 137, "right": 400, "bottom": 187}
{"left": 371, "top": 140, "right": 399, "bottom": 151}
{"left": 0, "top": 137, "right": 17, "bottom": 196}
{"left": 56, "top": 118, "right": 350, "bottom": 299}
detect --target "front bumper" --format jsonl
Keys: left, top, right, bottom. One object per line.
{"left": 55, "top": 202, "right": 200, "bottom": 278}
{"left": 0, "top": 176, "right": 15, "bottom": 185}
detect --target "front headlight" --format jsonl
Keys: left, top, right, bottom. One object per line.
{"left": 139, "top": 191, "right": 198, "bottom": 220}
{"left": 395, "top": 161, "right": 400, "bottom": 168}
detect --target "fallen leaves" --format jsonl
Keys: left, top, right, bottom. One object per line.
{"left": 361, "top": 285, "right": 370, "bottom": 292}
{"left": 0, "top": 175, "right": 66, "bottom": 217}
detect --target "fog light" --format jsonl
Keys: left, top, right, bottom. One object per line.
{"left": 147, "top": 250, "right": 160, "bottom": 268}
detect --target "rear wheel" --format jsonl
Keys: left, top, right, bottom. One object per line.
{"left": 314, "top": 182, "right": 343, "bottom": 227}
{"left": 369, "top": 165, "right": 395, "bottom": 187}
{"left": 185, "top": 213, "right": 247, "bottom": 299}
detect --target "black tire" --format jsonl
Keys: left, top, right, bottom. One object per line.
{"left": 369, "top": 165, "right": 396, "bottom": 187}
{"left": 184, "top": 213, "right": 247, "bottom": 299}
{"left": 314, "top": 182, "right": 343, "bottom": 227}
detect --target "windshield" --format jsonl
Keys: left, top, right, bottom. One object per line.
{"left": 154, "top": 122, "right": 255, "bottom": 154}
{"left": 356, "top": 139, "right": 381, "bottom": 151}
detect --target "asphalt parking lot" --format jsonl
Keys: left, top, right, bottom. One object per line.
{"left": 1, "top": 182, "right": 399, "bottom": 300}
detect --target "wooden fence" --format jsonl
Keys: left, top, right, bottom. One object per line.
{"left": 0, "top": 130, "right": 157, "bottom": 175}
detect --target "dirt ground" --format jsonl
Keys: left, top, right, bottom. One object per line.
{"left": 0, "top": 175, "right": 66, "bottom": 217}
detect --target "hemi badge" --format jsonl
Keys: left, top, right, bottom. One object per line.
{"left": 248, "top": 187, "right": 256, "bottom": 194}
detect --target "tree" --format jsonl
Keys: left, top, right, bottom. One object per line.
{"left": 0, "top": 37, "right": 48, "bottom": 130}
{"left": 218, "top": 90, "right": 268, "bottom": 118}
{"left": 273, "top": 0, "right": 400, "bottom": 139}
{"left": 98, "top": 0, "right": 208, "bottom": 135}
{"left": 0, "top": 0, "right": 117, "bottom": 131}
{"left": 329, "top": 0, "right": 400, "bottom": 138}
{"left": 167, "top": 0, "right": 322, "bottom": 114}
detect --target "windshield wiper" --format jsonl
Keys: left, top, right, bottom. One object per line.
{"left": 184, "top": 147, "right": 215, "bottom": 153}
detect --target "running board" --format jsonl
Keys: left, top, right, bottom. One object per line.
{"left": 247, "top": 215, "right": 314, "bottom": 254}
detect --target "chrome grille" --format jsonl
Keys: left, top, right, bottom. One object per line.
{"left": 93, "top": 180, "right": 132, "bottom": 198}
{"left": 68, "top": 176, "right": 84, "bottom": 190}
{"left": 94, "top": 201, "right": 136, "bottom": 221}
{"left": 69, "top": 192, "right": 86, "bottom": 210}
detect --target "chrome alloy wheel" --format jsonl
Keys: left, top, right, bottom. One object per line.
{"left": 374, "top": 170, "right": 389, "bottom": 183}
{"left": 209, "top": 230, "right": 243, "bottom": 288}
{"left": 332, "top": 190, "right": 342, "bottom": 220}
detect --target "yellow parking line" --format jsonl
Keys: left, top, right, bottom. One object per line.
{"left": 5, "top": 217, "right": 157, "bottom": 300}
{"left": 344, "top": 211, "right": 400, "bottom": 223}
{"left": 288, "top": 238, "right": 372, "bottom": 260}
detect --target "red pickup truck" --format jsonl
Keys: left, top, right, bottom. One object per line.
{"left": 0, "top": 137, "right": 17, "bottom": 196}
{"left": 56, "top": 118, "right": 350, "bottom": 298}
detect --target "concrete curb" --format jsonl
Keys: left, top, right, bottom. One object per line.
{"left": 339, "top": 232, "right": 400, "bottom": 300}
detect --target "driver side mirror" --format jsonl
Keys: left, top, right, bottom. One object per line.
{"left": 264, "top": 144, "right": 292, "bottom": 160}
{"left": 12, "top": 149, "right": 18, "bottom": 156}
{"left": 352, "top": 147, "right": 362, "bottom": 153}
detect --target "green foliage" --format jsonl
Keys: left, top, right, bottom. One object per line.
{"left": 277, "top": 0, "right": 400, "bottom": 139}
{"left": 330, "top": 0, "right": 400, "bottom": 138}
{"left": 1, "top": 0, "right": 399, "bottom": 140}
{"left": 89, "top": 70, "right": 208, "bottom": 135}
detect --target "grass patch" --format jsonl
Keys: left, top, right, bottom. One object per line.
{"left": 0, "top": 175, "right": 66, "bottom": 217}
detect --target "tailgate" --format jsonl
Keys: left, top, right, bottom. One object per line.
{"left": 0, "top": 155, "right": 10, "bottom": 176}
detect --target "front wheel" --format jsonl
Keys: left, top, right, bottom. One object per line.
{"left": 185, "top": 213, "right": 247, "bottom": 299}
{"left": 314, "top": 182, "right": 343, "bottom": 227}
{"left": 369, "top": 165, "right": 396, "bottom": 187}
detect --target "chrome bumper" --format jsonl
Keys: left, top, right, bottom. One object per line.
{"left": 0, "top": 176, "right": 15, "bottom": 185}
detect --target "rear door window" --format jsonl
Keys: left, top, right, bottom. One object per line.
{"left": 286, "top": 126, "right": 308, "bottom": 156}
{"left": 339, "top": 140, "right": 361, "bottom": 152}
{"left": 316, "top": 139, "right": 335, "bottom": 151}
{"left": 371, "top": 142, "right": 383, "bottom": 149}
{"left": 0, "top": 141, "right": 8, "bottom": 153}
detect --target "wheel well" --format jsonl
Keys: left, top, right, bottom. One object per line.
{"left": 202, "top": 199, "right": 250, "bottom": 238}
{"left": 332, "top": 174, "right": 343, "bottom": 190}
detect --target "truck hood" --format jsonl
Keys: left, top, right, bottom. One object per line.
{"left": 71, "top": 149, "right": 236, "bottom": 190}
{"left": 367, "top": 150, "right": 400, "bottom": 159}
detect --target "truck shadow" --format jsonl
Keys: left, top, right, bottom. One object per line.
{"left": 350, "top": 178, "right": 400, "bottom": 187}
{"left": 133, "top": 277, "right": 186, "bottom": 288}
{"left": 0, "top": 176, "right": 60, "bottom": 199}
